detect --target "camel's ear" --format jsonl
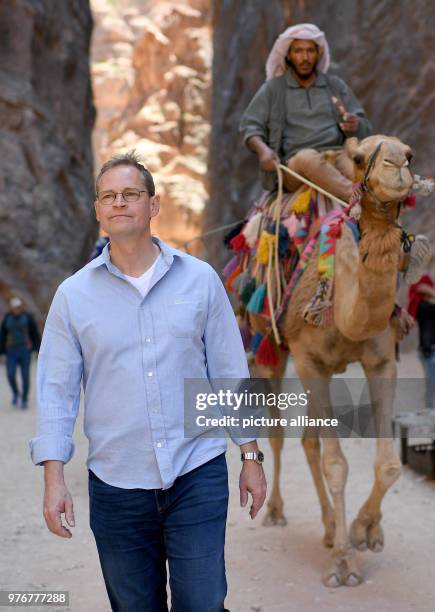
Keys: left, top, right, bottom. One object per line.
{"left": 345, "top": 137, "right": 365, "bottom": 167}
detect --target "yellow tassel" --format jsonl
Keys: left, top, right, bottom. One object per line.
{"left": 256, "top": 231, "right": 275, "bottom": 265}
{"left": 291, "top": 188, "right": 311, "bottom": 214}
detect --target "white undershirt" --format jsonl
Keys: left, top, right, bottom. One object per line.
{"left": 124, "top": 254, "right": 161, "bottom": 298}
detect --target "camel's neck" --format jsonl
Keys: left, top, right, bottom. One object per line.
{"left": 334, "top": 198, "right": 402, "bottom": 341}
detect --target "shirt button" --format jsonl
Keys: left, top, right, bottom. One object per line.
{"left": 148, "top": 371, "right": 153, "bottom": 377}
{"left": 145, "top": 338, "right": 151, "bottom": 343}
{"left": 157, "top": 442, "right": 162, "bottom": 448}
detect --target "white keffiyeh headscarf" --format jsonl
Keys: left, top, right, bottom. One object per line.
{"left": 265, "top": 23, "right": 330, "bottom": 81}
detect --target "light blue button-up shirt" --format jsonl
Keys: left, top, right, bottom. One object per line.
{"left": 30, "top": 237, "right": 254, "bottom": 489}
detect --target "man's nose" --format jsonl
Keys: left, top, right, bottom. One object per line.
{"left": 113, "top": 193, "right": 127, "bottom": 206}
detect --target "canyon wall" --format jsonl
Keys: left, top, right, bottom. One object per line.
{"left": 0, "top": 0, "right": 96, "bottom": 316}
{"left": 91, "top": 0, "right": 211, "bottom": 250}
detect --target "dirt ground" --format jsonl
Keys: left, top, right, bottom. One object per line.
{"left": 1, "top": 355, "right": 434, "bottom": 612}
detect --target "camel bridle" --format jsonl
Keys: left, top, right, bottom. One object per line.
{"left": 359, "top": 140, "right": 415, "bottom": 254}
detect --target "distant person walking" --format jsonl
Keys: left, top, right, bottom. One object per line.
{"left": 408, "top": 274, "right": 435, "bottom": 409}
{"left": 0, "top": 297, "right": 41, "bottom": 408}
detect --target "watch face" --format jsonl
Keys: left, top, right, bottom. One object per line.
{"left": 257, "top": 451, "right": 264, "bottom": 462}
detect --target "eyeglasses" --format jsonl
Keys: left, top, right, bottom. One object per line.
{"left": 96, "top": 189, "right": 149, "bottom": 205}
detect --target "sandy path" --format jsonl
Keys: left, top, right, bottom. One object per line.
{"left": 0, "top": 355, "right": 434, "bottom": 612}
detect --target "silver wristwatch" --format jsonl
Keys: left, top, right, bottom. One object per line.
{"left": 241, "top": 451, "right": 264, "bottom": 465}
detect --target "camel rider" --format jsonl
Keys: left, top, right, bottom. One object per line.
{"left": 240, "top": 23, "right": 372, "bottom": 200}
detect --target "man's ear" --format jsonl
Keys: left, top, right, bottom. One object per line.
{"left": 94, "top": 200, "right": 100, "bottom": 222}
{"left": 345, "top": 137, "right": 365, "bottom": 166}
{"left": 150, "top": 194, "right": 160, "bottom": 219}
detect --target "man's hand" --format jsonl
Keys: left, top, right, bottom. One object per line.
{"left": 239, "top": 461, "right": 267, "bottom": 520}
{"left": 340, "top": 113, "right": 359, "bottom": 134}
{"left": 247, "top": 136, "right": 280, "bottom": 173}
{"left": 43, "top": 461, "right": 75, "bottom": 538}
{"left": 258, "top": 147, "right": 280, "bottom": 172}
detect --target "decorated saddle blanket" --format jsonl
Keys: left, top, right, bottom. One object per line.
{"left": 223, "top": 187, "right": 360, "bottom": 367}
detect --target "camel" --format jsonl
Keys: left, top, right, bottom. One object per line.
{"left": 249, "top": 134, "right": 418, "bottom": 587}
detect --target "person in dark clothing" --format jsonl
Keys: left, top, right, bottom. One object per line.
{"left": 408, "top": 275, "right": 435, "bottom": 408}
{"left": 0, "top": 297, "right": 41, "bottom": 409}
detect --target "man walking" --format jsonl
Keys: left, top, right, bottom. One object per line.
{"left": 0, "top": 297, "right": 40, "bottom": 408}
{"left": 240, "top": 23, "right": 372, "bottom": 197}
{"left": 30, "top": 151, "right": 266, "bottom": 611}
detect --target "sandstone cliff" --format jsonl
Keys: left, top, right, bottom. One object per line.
{"left": 0, "top": 0, "right": 96, "bottom": 316}
{"left": 91, "top": 0, "right": 211, "bottom": 249}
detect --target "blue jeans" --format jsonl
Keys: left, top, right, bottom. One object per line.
{"left": 420, "top": 350, "right": 435, "bottom": 408}
{"left": 88, "top": 452, "right": 230, "bottom": 612}
{"left": 6, "top": 346, "right": 31, "bottom": 401}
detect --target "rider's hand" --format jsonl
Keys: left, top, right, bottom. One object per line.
{"left": 340, "top": 113, "right": 359, "bottom": 134}
{"left": 259, "top": 147, "right": 280, "bottom": 172}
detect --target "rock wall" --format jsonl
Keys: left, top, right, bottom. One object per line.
{"left": 91, "top": 0, "right": 211, "bottom": 250}
{"left": 208, "top": 0, "right": 435, "bottom": 264}
{"left": 0, "top": 0, "right": 96, "bottom": 316}
{"left": 206, "top": 0, "right": 286, "bottom": 264}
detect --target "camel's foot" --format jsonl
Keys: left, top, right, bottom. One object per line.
{"left": 350, "top": 517, "right": 384, "bottom": 552}
{"left": 262, "top": 503, "right": 287, "bottom": 526}
{"left": 322, "top": 550, "right": 362, "bottom": 587}
{"left": 322, "top": 516, "right": 335, "bottom": 548}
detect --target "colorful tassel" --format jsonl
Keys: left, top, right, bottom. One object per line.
{"left": 291, "top": 189, "right": 311, "bottom": 214}
{"left": 282, "top": 213, "right": 300, "bottom": 238}
{"left": 230, "top": 232, "right": 250, "bottom": 252}
{"left": 240, "top": 278, "right": 256, "bottom": 305}
{"left": 242, "top": 212, "right": 262, "bottom": 247}
{"left": 238, "top": 319, "right": 252, "bottom": 351}
{"left": 247, "top": 283, "right": 266, "bottom": 313}
{"left": 261, "top": 295, "right": 271, "bottom": 318}
{"left": 256, "top": 231, "right": 275, "bottom": 265}
{"left": 404, "top": 192, "right": 416, "bottom": 208}
{"left": 267, "top": 221, "right": 290, "bottom": 258}
{"left": 222, "top": 255, "right": 240, "bottom": 279}
{"left": 251, "top": 331, "right": 263, "bottom": 354}
{"left": 223, "top": 221, "right": 245, "bottom": 248}
{"left": 224, "top": 265, "right": 242, "bottom": 292}
{"left": 255, "top": 336, "right": 279, "bottom": 367}
{"left": 232, "top": 269, "right": 250, "bottom": 293}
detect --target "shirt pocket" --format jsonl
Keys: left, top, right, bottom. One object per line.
{"left": 164, "top": 293, "right": 203, "bottom": 338}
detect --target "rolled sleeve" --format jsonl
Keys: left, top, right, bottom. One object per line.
{"left": 204, "top": 267, "right": 256, "bottom": 446}
{"left": 29, "top": 287, "right": 83, "bottom": 466}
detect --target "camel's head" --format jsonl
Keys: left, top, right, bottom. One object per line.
{"left": 346, "top": 135, "right": 413, "bottom": 203}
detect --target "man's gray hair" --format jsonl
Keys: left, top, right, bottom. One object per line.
{"left": 96, "top": 150, "right": 155, "bottom": 196}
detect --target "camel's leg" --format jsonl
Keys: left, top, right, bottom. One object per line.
{"left": 263, "top": 405, "right": 287, "bottom": 526}
{"left": 321, "top": 437, "right": 361, "bottom": 587}
{"left": 295, "top": 361, "right": 361, "bottom": 586}
{"left": 350, "top": 359, "right": 401, "bottom": 552}
{"left": 301, "top": 432, "right": 335, "bottom": 547}
{"left": 254, "top": 350, "right": 289, "bottom": 527}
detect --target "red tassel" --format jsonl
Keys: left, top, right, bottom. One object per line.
{"left": 261, "top": 295, "right": 271, "bottom": 318}
{"left": 255, "top": 336, "right": 279, "bottom": 367}
{"left": 404, "top": 192, "right": 416, "bottom": 208}
{"left": 327, "top": 222, "right": 342, "bottom": 239}
{"left": 230, "top": 233, "right": 250, "bottom": 252}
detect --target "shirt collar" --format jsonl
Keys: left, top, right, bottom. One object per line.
{"left": 285, "top": 69, "right": 327, "bottom": 88}
{"left": 87, "top": 236, "right": 179, "bottom": 271}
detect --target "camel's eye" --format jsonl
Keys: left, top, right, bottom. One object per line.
{"left": 405, "top": 150, "right": 413, "bottom": 163}
{"left": 353, "top": 153, "right": 364, "bottom": 166}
